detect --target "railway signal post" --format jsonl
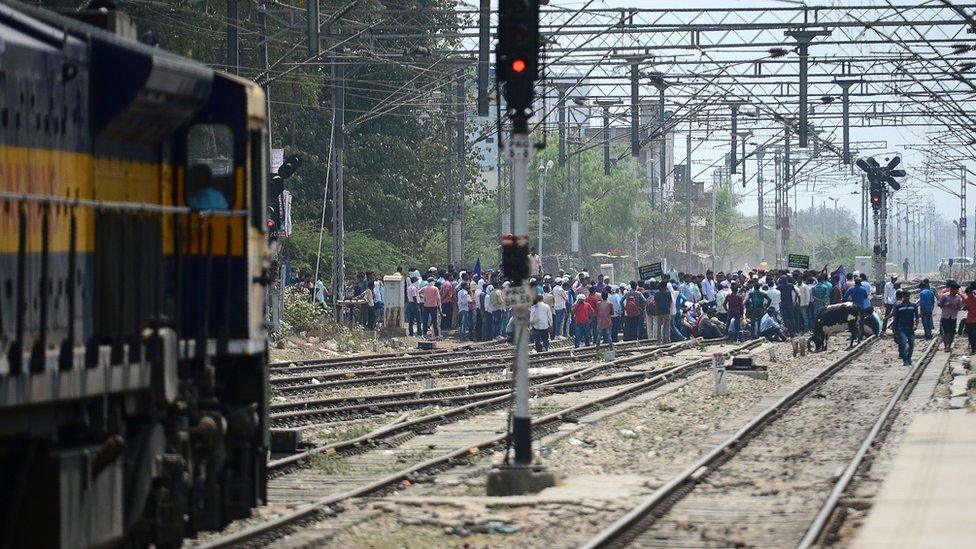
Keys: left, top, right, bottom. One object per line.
{"left": 858, "top": 155, "right": 904, "bottom": 293}
{"left": 486, "top": 0, "right": 556, "bottom": 496}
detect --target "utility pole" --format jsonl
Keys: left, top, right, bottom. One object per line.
{"left": 330, "top": 31, "right": 346, "bottom": 316}
{"left": 630, "top": 61, "right": 641, "bottom": 158}
{"left": 448, "top": 70, "right": 466, "bottom": 266}
{"left": 476, "top": 0, "right": 490, "bottom": 116}
{"left": 835, "top": 79, "right": 860, "bottom": 165}
{"left": 710, "top": 183, "right": 716, "bottom": 272}
{"left": 659, "top": 90, "right": 668, "bottom": 213}
{"left": 961, "top": 168, "right": 968, "bottom": 263}
{"left": 445, "top": 78, "right": 455, "bottom": 265}
{"left": 963, "top": 167, "right": 969, "bottom": 261}
{"left": 259, "top": 2, "right": 284, "bottom": 331}
{"left": 913, "top": 208, "right": 919, "bottom": 276}
{"left": 571, "top": 136, "right": 581, "bottom": 257}
{"left": 497, "top": 127, "right": 509, "bottom": 236}
{"left": 777, "top": 125, "right": 793, "bottom": 267}
{"left": 557, "top": 85, "right": 568, "bottom": 168}
{"left": 757, "top": 147, "right": 766, "bottom": 265}
{"left": 860, "top": 173, "right": 868, "bottom": 246}
{"left": 895, "top": 202, "right": 902, "bottom": 264}
{"left": 554, "top": 83, "right": 575, "bottom": 258}
{"left": 729, "top": 102, "right": 746, "bottom": 174}
{"left": 596, "top": 100, "right": 616, "bottom": 175}
{"left": 226, "top": 0, "right": 239, "bottom": 74}
{"left": 685, "top": 124, "right": 693, "bottom": 273}
{"left": 785, "top": 29, "right": 831, "bottom": 147}
{"left": 258, "top": 3, "right": 270, "bottom": 131}
{"left": 650, "top": 75, "right": 669, "bottom": 208}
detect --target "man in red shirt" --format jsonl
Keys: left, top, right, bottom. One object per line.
{"left": 440, "top": 273, "right": 455, "bottom": 332}
{"left": 420, "top": 279, "right": 441, "bottom": 339}
{"left": 584, "top": 285, "right": 600, "bottom": 343}
{"left": 572, "top": 295, "right": 594, "bottom": 348}
{"left": 962, "top": 284, "right": 976, "bottom": 354}
{"left": 596, "top": 291, "right": 614, "bottom": 351}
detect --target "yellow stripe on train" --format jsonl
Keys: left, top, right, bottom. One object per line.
{"left": 0, "top": 146, "right": 245, "bottom": 256}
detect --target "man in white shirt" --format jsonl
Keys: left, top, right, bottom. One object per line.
{"left": 456, "top": 283, "right": 471, "bottom": 341}
{"left": 372, "top": 277, "right": 385, "bottom": 327}
{"left": 529, "top": 296, "right": 553, "bottom": 351}
{"left": 551, "top": 280, "right": 568, "bottom": 338}
{"left": 529, "top": 248, "right": 542, "bottom": 277}
{"left": 701, "top": 271, "right": 717, "bottom": 303}
{"left": 482, "top": 280, "right": 495, "bottom": 341}
{"left": 765, "top": 284, "right": 782, "bottom": 312}
{"left": 882, "top": 274, "right": 898, "bottom": 332}
{"left": 798, "top": 278, "right": 813, "bottom": 333}
{"left": 715, "top": 282, "right": 731, "bottom": 325}
{"left": 406, "top": 276, "right": 421, "bottom": 336}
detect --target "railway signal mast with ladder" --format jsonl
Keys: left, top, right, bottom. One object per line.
{"left": 487, "top": 0, "right": 556, "bottom": 496}
{"left": 857, "top": 155, "right": 906, "bottom": 294}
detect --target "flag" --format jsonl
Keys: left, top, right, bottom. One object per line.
{"left": 835, "top": 265, "right": 847, "bottom": 289}
{"left": 472, "top": 258, "right": 482, "bottom": 278}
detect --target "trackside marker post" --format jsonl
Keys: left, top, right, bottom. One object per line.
{"left": 713, "top": 353, "right": 728, "bottom": 396}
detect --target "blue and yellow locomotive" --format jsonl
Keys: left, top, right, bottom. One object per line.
{"left": 0, "top": 2, "right": 270, "bottom": 546}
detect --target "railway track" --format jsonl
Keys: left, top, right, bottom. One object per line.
{"left": 268, "top": 339, "right": 701, "bottom": 446}
{"left": 270, "top": 338, "right": 692, "bottom": 396}
{"left": 269, "top": 341, "right": 702, "bottom": 425}
{"left": 193, "top": 339, "right": 764, "bottom": 548}
{"left": 583, "top": 334, "right": 940, "bottom": 548}
{"left": 268, "top": 339, "right": 511, "bottom": 370}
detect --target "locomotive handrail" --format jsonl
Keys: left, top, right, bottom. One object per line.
{"left": 0, "top": 191, "right": 248, "bottom": 217}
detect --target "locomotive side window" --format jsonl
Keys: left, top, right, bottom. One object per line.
{"left": 186, "top": 123, "right": 235, "bottom": 210}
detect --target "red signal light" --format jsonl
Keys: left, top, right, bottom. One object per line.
{"left": 267, "top": 219, "right": 276, "bottom": 229}
{"left": 511, "top": 58, "right": 527, "bottom": 74}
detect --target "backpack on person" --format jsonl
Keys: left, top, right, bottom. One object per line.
{"left": 624, "top": 291, "right": 639, "bottom": 316}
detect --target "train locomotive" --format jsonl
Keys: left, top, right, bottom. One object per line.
{"left": 0, "top": 2, "right": 270, "bottom": 546}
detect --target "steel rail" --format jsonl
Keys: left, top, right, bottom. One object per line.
{"left": 268, "top": 340, "right": 702, "bottom": 463}
{"left": 268, "top": 339, "right": 506, "bottom": 369}
{"left": 270, "top": 339, "right": 691, "bottom": 392}
{"left": 197, "top": 339, "right": 762, "bottom": 549}
{"left": 582, "top": 335, "right": 883, "bottom": 549}
{"left": 269, "top": 347, "right": 704, "bottom": 425}
{"left": 796, "top": 337, "right": 940, "bottom": 548}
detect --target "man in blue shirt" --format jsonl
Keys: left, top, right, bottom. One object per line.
{"left": 843, "top": 281, "right": 873, "bottom": 342}
{"left": 609, "top": 284, "right": 625, "bottom": 342}
{"left": 759, "top": 307, "right": 787, "bottom": 341}
{"left": 918, "top": 280, "right": 936, "bottom": 340}
{"left": 892, "top": 289, "right": 919, "bottom": 366}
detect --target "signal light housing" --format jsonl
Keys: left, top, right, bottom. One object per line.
{"left": 497, "top": 0, "right": 540, "bottom": 129}
{"left": 501, "top": 234, "right": 530, "bottom": 283}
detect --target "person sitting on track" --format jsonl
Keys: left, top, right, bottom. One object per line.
{"left": 759, "top": 306, "right": 788, "bottom": 342}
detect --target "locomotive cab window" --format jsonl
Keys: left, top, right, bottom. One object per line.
{"left": 186, "top": 124, "right": 235, "bottom": 210}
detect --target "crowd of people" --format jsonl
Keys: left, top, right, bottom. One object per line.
{"left": 394, "top": 265, "right": 879, "bottom": 350}
{"left": 290, "top": 261, "right": 976, "bottom": 369}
